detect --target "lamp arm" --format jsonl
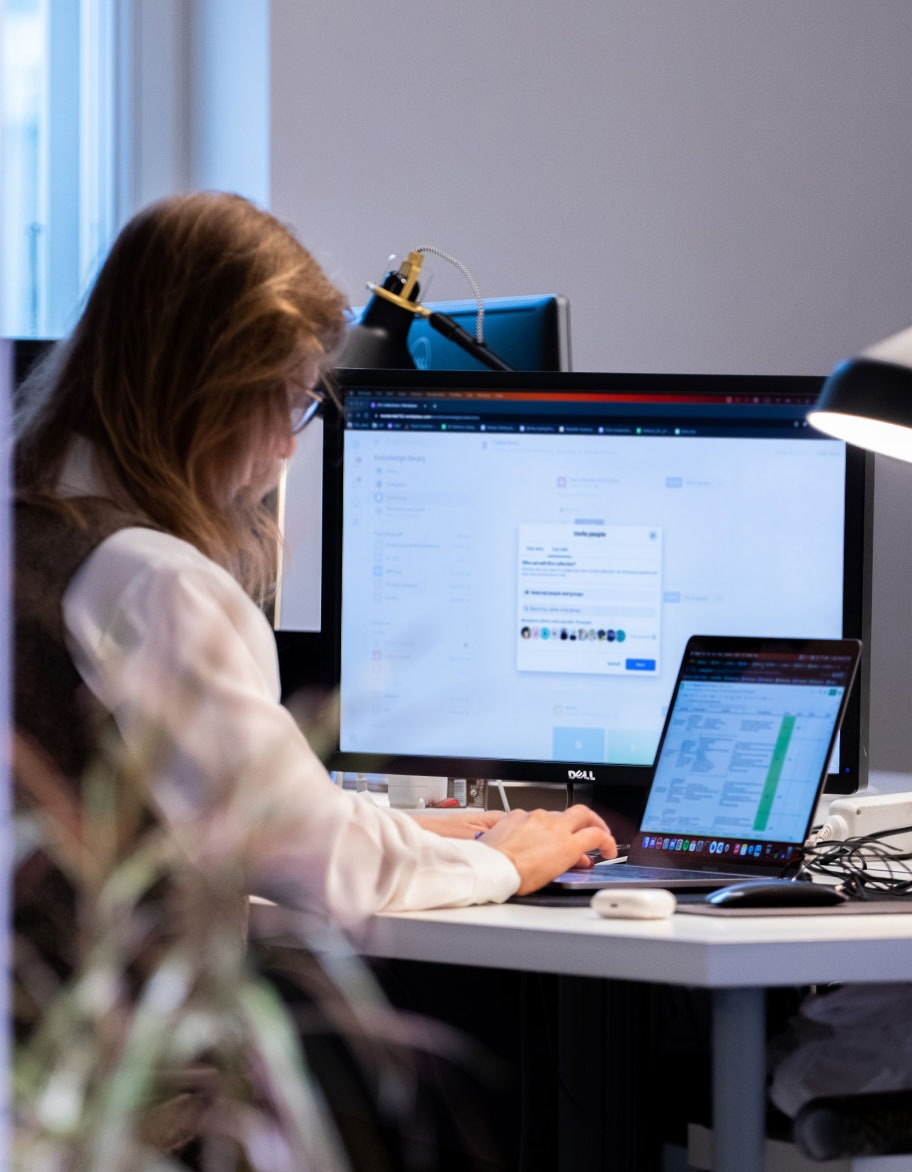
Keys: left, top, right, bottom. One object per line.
{"left": 427, "top": 311, "right": 513, "bottom": 372}
{"left": 364, "top": 279, "right": 514, "bottom": 371}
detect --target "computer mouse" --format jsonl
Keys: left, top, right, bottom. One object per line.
{"left": 706, "top": 880, "right": 847, "bottom": 908}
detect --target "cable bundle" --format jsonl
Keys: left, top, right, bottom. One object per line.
{"left": 798, "top": 824, "right": 912, "bottom": 899}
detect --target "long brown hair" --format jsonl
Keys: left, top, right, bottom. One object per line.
{"left": 15, "top": 191, "right": 348, "bottom": 603}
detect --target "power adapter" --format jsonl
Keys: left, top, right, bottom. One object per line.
{"left": 812, "top": 791, "right": 912, "bottom": 855}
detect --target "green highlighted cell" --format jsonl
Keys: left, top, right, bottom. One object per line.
{"left": 753, "top": 715, "right": 795, "bottom": 832}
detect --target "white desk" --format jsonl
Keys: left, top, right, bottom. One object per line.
{"left": 362, "top": 902, "right": 912, "bottom": 1172}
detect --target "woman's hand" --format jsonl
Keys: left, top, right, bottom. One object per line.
{"left": 475, "top": 805, "right": 617, "bottom": 895}
{"left": 412, "top": 809, "right": 507, "bottom": 839}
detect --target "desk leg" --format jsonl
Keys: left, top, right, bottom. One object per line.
{"left": 712, "top": 988, "right": 765, "bottom": 1172}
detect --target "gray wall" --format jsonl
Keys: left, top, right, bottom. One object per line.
{"left": 127, "top": 0, "right": 269, "bottom": 211}
{"left": 270, "top": 0, "right": 912, "bottom": 775}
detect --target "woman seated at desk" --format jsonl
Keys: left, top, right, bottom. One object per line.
{"left": 12, "top": 191, "right": 617, "bottom": 1167}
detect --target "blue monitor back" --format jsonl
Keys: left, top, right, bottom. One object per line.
{"left": 399, "top": 293, "right": 571, "bottom": 372}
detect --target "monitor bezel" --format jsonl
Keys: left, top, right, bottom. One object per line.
{"left": 315, "top": 368, "right": 872, "bottom": 803}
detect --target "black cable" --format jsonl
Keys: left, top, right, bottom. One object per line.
{"left": 796, "top": 823, "right": 912, "bottom": 900}
{"left": 427, "top": 312, "right": 514, "bottom": 372}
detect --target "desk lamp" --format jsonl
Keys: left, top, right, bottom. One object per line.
{"left": 808, "top": 324, "right": 912, "bottom": 846}
{"left": 340, "top": 249, "right": 514, "bottom": 371}
{"left": 808, "top": 325, "right": 912, "bottom": 462}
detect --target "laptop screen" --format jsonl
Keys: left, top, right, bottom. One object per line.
{"left": 631, "top": 638, "right": 860, "bottom": 872}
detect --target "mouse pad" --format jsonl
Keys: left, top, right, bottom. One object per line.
{"left": 677, "top": 899, "right": 912, "bottom": 917}
{"left": 509, "top": 892, "right": 596, "bottom": 907}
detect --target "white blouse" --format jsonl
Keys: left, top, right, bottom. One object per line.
{"left": 57, "top": 451, "right": 518, "bottom": 928}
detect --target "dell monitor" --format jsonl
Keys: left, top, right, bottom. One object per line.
{"left": 310, "top": 369, "right": 871, "bottom": 821}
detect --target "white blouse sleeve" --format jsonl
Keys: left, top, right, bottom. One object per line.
{"left": 62, "top": 528, "right": 519, "bottom": 928}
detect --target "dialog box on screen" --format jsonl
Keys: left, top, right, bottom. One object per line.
{"left": 516, "top": 522, "right": 662, "bottom": 675}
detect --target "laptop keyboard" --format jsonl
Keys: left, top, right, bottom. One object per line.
{"left": 602, "top": 863, "right": 733, "bottom": 882}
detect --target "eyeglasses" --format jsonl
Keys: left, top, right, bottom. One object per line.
{"left": 289, "top": 391, "right": 323, "bottom": 434}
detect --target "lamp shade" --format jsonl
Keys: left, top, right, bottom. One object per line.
{"left": 808, "top": 325, "right": 912, "bottom": 463}
{"left": 339, "top": 290, "right": 416, "bottom": 369}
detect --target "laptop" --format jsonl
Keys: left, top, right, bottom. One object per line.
{"left": 550, "top": 635, "right": 862, "bottom": 892}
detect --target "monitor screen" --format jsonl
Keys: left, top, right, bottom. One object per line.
{"left": 315, "top": 370, "right": 872, "bottom": 805}
{"left": 273, "top": 294, "right": 572, "bottom": 637}
{"left": 11, "top": 338, "right": 54, "bottom": 394}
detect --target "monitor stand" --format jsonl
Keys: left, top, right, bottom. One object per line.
{"left": 484, "top": 779, "right": 594, "bottom": 813}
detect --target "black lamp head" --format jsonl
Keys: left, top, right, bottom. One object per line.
{"left": 338, "top": 252, "right": 424, "bottom": 369}
{"left": 809, "top": 326, "right": 912, "bottom": 462}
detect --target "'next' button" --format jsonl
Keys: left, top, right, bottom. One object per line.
{"left": 625, "top": 658, "right": 657, "bottom": 672}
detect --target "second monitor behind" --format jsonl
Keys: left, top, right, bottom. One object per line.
{"left": 393, "top": 293, "right": 571, "bottom": 373}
